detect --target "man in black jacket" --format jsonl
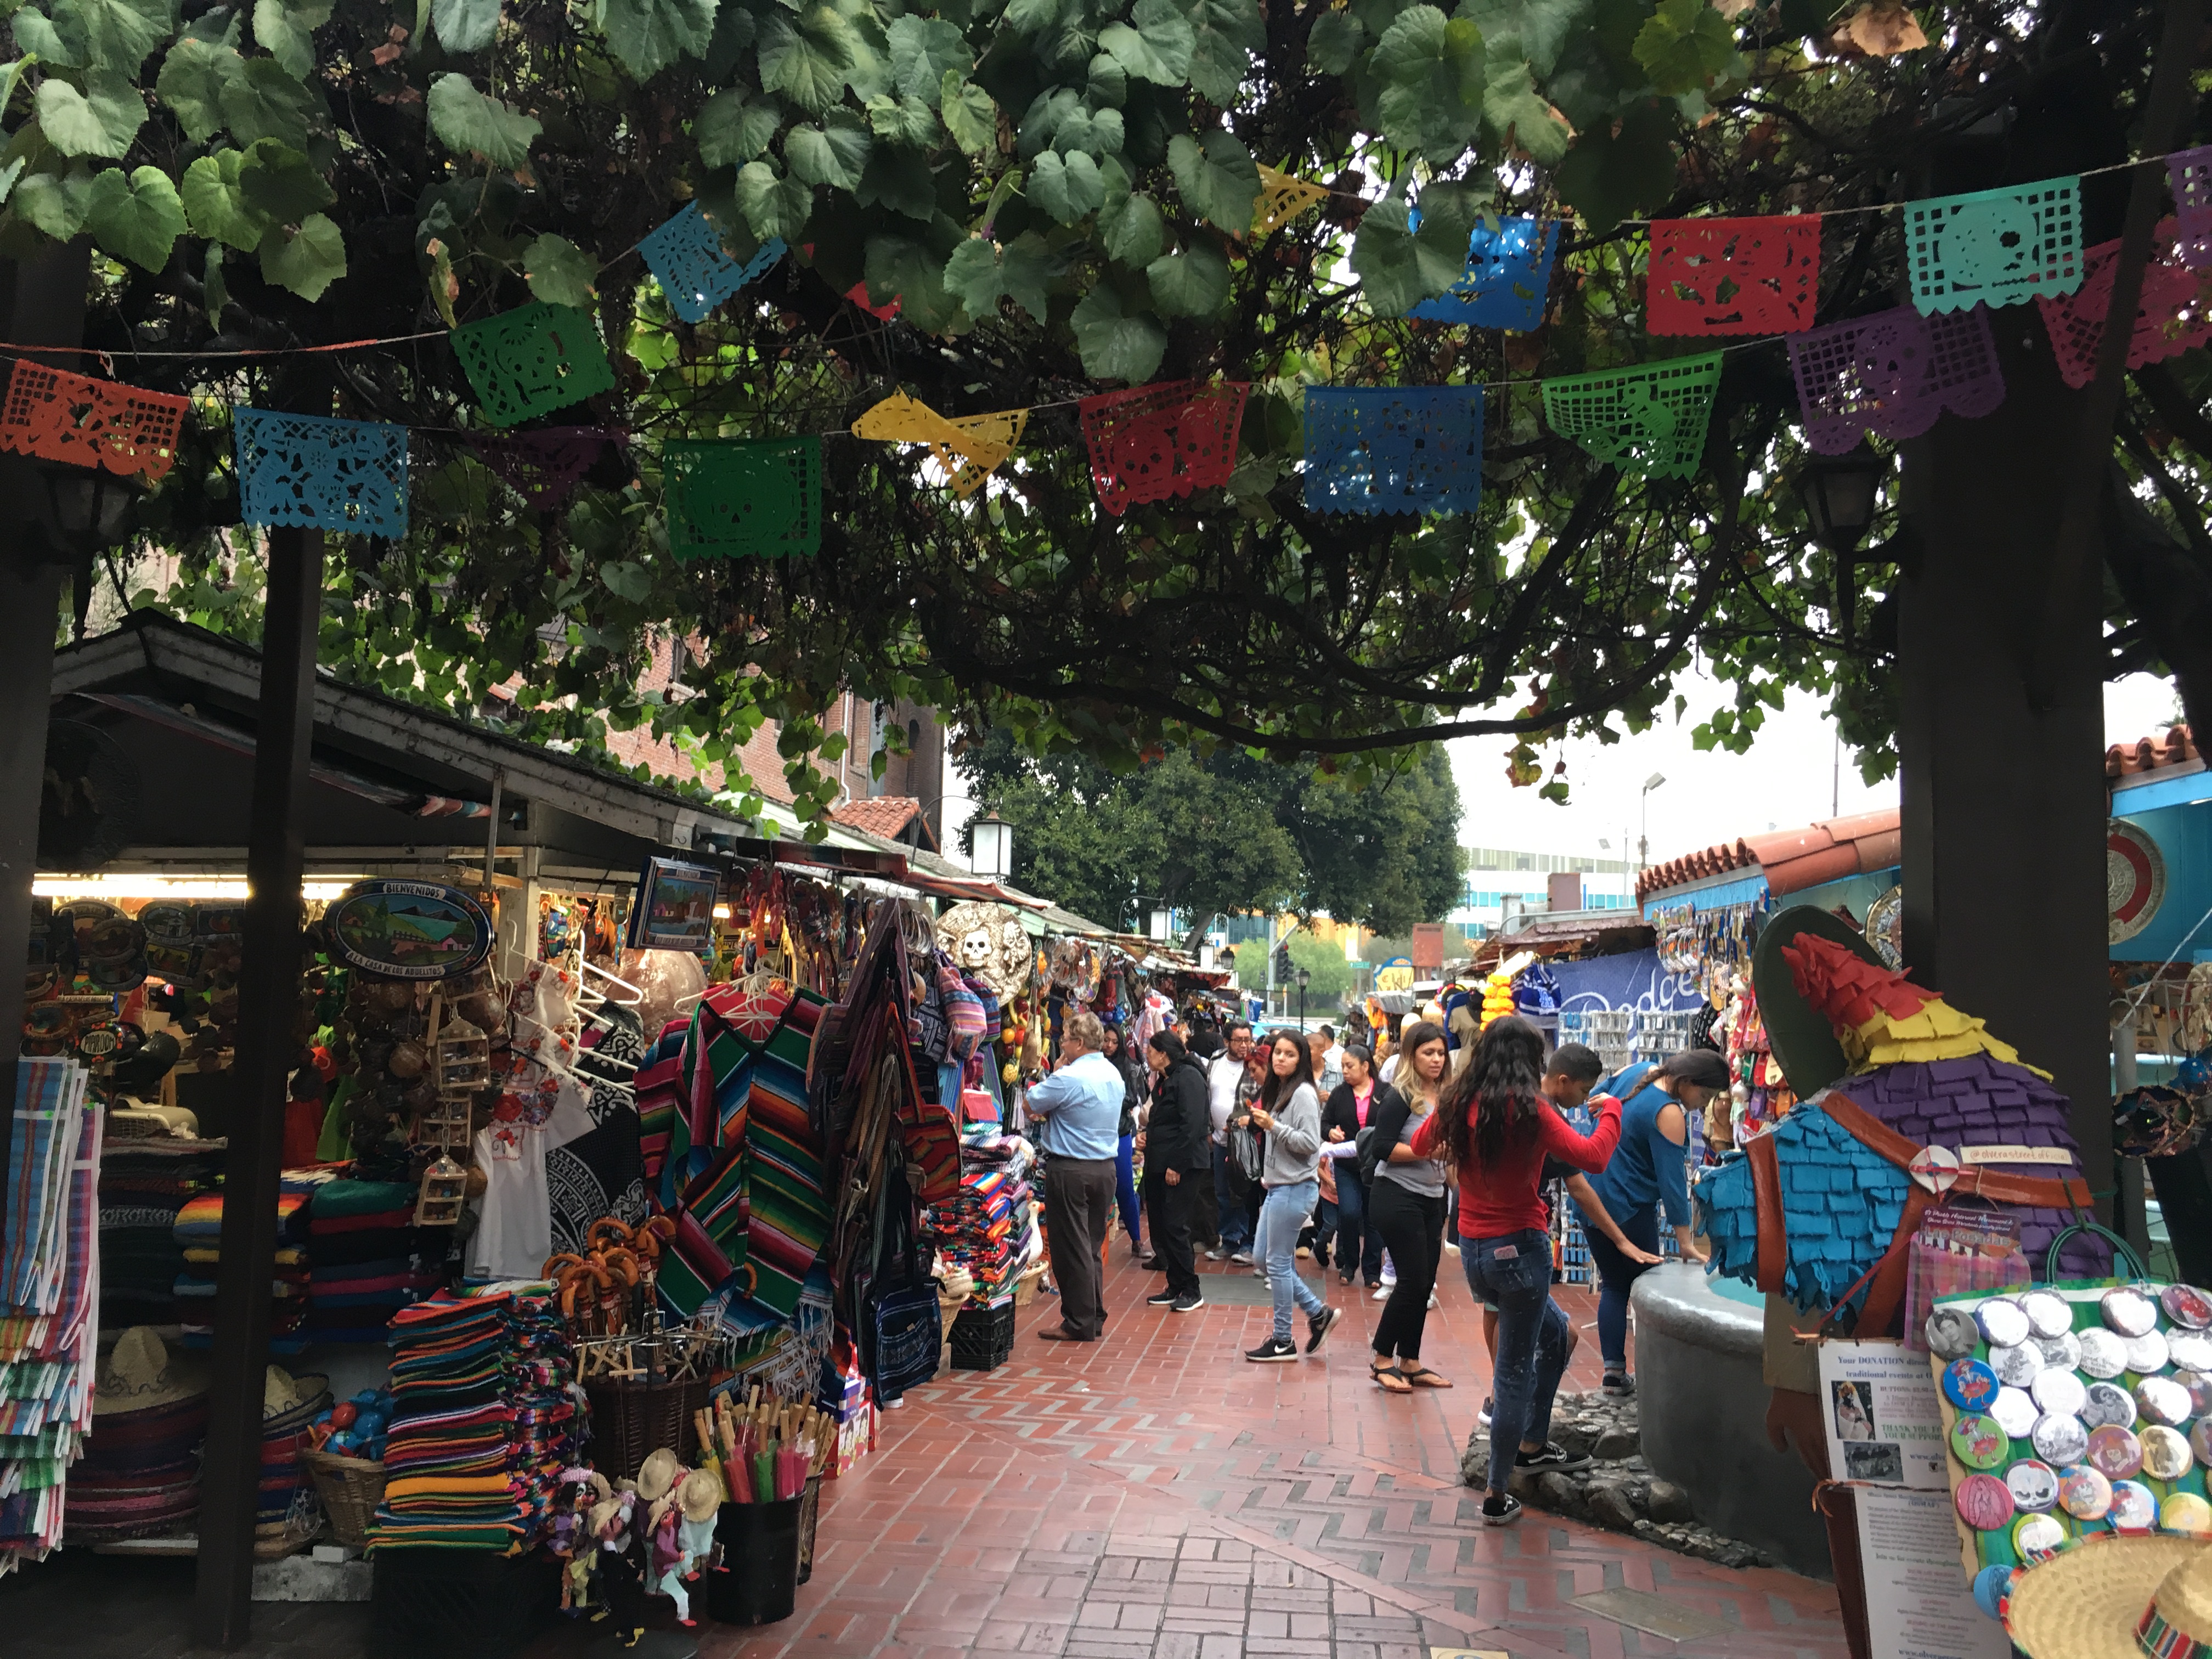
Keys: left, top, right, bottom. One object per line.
{"left": 1136, "top": 1031, "right": 1212, "bottom": 1312}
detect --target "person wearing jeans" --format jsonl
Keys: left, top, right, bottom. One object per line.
{"left": 1415, "top": 1014, "right": 1622, "bottom": 1525}
{"left": 1204, "top": 1025, "right": 1255, "bottom": 1257}
{"left": 1364, "top": 1023, "right": 1452, "bottom": 1391}
{"left": 1322, "top": 1047, "right": 1393, "bottom": 1287}
{"left": 1244, "top": 1032, "right": 1338, "bottom": 1361}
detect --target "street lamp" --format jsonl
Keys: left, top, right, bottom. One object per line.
{"left": 1639, "top": 772, "right": 1666, "bottom": 871}
{"left": 29, "top": 469, "right": 144, "bottom": 640}
{"left": 968, "top": 811, "right": 1013, "bottom": 879}
{"left": 1296, "top": 964, "right": 1312, "bottom": 1026}
{"left": 1796, "top": 444, "right": 1888, "bottom": 646}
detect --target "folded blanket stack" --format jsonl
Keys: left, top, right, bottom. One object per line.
{"left": 97, "top": 1137, "right": 221, "bottom": 1329}
{"left": 368, "top": 1285, "right": 579, "bottom": 1553}
{"left": 172, "top": 1171, "right": 332, "bottom": 1353}
{"left": 0, "top": 1060, "right": 101, "bottom": 1572}
{"left": 926, "top": 1134, "right": 1037, "bottom": 1305}
{"left": 305, "top": 1179, "right": 449, "bottom": 1344}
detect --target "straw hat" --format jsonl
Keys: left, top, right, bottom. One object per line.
{"left": 636, "top": 1448, "right": 683, "bottom": 1503}
{"left": 94, "top": 1328, "right": 211, "bottom": 1416}
{"left": 2005, "top": 1534, "right": 2209, "bottom": 1659}
{"left": 678, "top": 1467, "right": 721, "bottom": 1524}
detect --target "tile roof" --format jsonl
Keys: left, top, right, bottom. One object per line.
{"left": 829, "top": 795, "right": 939, "bottom": 850}
{"left": 1637, "top": 807, "right": 1901, "bottom": 904}
{"left": 2107, "top": 724, "right": 2197, "bottom": 781}
{"left": 1465, "top": 915, "right": 1655, "bottom": 969}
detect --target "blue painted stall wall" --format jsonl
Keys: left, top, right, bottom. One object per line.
{"left": 1786, "top": 867, "right": 1899, "bottom": 925}
{"left": 2112, "top": 800, "right": 2212, "bottom": 963}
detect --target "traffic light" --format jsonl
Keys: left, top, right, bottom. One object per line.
{"left": 1273, "top": 945, "right": 1293, "bottom": 983}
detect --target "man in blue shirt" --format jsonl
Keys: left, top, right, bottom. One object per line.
{"left": 1027, "top": 1010, "right": 1126, "bottom": 1342}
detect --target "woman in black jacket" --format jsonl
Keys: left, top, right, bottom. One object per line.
{"left": 1138, "top": 1031, "right": 1211, "bottom": 1312}
{"left": 1321, "top": 1046, "right": 1397, "bottom": 1289}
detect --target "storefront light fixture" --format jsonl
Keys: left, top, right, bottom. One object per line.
{"left": 970, "top": 812, "right": 1013, "bottom": 880}
{"left": 35, "top": 873, "right": 368, "bottom": 900}
{"left": 1796, "top": 444, "right": 1886, "bottom": 557}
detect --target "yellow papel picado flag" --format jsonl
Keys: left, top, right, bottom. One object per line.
{"left": 851, "top": 391, "right": 1030, "bottom": 498}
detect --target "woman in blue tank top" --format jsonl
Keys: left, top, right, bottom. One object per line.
{"left": 1571, "top": 1048, "right": 1728, "bottom": 1396}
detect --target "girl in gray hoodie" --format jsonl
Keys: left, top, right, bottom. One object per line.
{"left": 1243, "top": 1031, "right": 1340, "bottom": 1362}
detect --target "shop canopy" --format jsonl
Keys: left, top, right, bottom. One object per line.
{"left": 47, "top": 611, "right": 904, "bottom": 881}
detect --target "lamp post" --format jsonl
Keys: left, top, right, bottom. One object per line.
{"left": 1296, "top": 964, "right": 1311, "bottom": 1027}
{"left": 968, "top": 811, "right": 1013, "bottom": 880}
{"left": 1796, "top": 444, "right": 1888, "bottom": 646}
{"left": 1639, "top": 772, "right": 1666, "bottom": 871}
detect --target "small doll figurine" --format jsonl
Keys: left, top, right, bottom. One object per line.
{"left": 677, "top": 1468, "right": 723, "bottom": 1580}
{"left": 590, "top": 1483, "right": 646, "bottom": 1649}
{"left": 554, "top": 1470, "right": 607, "bottom": 1616}
{"left": 647, "top": 1495, "right": 693, "bottom": 1627}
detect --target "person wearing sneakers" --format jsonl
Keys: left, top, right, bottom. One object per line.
{"left": 1138, "top": 1030, "right": 1212, "bottom": 1313}
{"left": 1365, "top": 1020, "right": 1452, "bottom": 1393}
{"left": 1417, "top": 1014, "right": 1622, "bottom": 1526}
{"left": 1243, "top": 1031, "right": 1338, "bottom": 1362}
{"left": 1570, "top": 1048, "right": 1721, "bottom": 1396}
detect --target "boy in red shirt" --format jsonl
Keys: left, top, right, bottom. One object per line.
{"left": 1415, "top": 1016, "right": 1622, "bottom": 1526}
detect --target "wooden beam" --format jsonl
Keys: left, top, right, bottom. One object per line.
{"left": 191, "top": 524, "right": 324, "bottom": 1648}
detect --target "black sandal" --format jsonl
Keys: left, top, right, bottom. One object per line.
{"left": 1370, "top": 1360, "right": 1413, "bottom": 1394}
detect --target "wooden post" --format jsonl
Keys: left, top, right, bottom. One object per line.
{"left": 0, "top": 237, "right": 91, "bottom": 1240}
{"left": 192, "top": 524, "right": 324, "bottom": 1648}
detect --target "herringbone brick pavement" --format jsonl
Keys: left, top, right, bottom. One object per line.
{"left": 703, "top": 1238, "right": 1850, "bottom": 1659}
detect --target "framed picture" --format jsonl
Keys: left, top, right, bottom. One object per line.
{"left": 627, "top": 855, "right": 722, "bottom": 953}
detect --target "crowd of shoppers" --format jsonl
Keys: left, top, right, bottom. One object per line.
{"left": 1023, "top": 1001, "right": 1720, "bottom": 1532}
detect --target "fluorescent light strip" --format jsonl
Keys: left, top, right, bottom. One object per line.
{"left": 35, "top": 876, "right": 369, "bottom": 901}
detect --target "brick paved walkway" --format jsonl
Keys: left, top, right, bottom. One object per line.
{"left": 708, "top": 1241, "right": 1850, "bottom": 1659}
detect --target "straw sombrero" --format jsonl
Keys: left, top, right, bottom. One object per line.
{"left": 2006, "top": 1534, "right": 2209, "bottom": 1659}
{"left": 93, "top": 1328, "right": 210, "bottom": 1415}
{"left": 637, "top": 1447, "right": 684, "bottom": 1503}
{"left": 678, "top": 1466, "right": 722, "bottom": 1523}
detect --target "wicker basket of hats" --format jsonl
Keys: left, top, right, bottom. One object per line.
{"left": 303, "top": 1449, "right": 388, "bottom": 1548}
{"left": 583, "top": 1376, "right": 709, "bottom": 1481}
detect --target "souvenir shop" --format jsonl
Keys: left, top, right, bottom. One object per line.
{"left": 0, "top": 612, "right": 1141, "bottom": 1649}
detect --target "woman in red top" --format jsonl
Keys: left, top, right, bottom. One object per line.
{"left": 1414, "top": 1014, "right": 1622, "bottom": 1527}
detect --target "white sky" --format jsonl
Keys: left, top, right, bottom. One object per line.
{"left": 1445, "top": 667, "right": 2187, "bottom": 872}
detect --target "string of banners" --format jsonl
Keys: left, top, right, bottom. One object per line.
{"left": 4, "top": 148, "right": 2211, "bottom": 549}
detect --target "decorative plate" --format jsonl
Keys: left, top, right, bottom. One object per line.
{"left": 1864, "top": 883, "right": 1903, "bottom": 968}
{"left": 326, "top": 880, "right": 494, "bottom": 981}
{"left": 2109, "top": 817, "right": 2166, "bottom": 944}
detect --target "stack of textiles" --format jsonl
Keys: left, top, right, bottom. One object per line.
{"left": 172, "top": 1170, "right": 334, "bottom": 1353}
{"left": 368, "top": 1285, "right": 578, "bottom": 1552}
{"left": 96, "top": 1136, "right": 221, "bottom": 1329}
{"left": 0, "top": 1059, "right": 101, "bottom": 1572}
{"left": 63, "top": 1328, "right": 208, "bottom": 1546}
{"left": 256, "top": 1366, "right": 332, "bottom": 1546}
{"left": 304, "top": 1178, "right": 449, "bottom": 1345}
{"left": 926, "top": 1133, "right": 1036, "bottom": 1304}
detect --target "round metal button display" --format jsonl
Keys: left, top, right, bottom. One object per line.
{"left": 2058, "top": 1463, "right": 2113, "bottom": 1520}
{"left": 2162, "top": 1284, "right": 2212, "bottom": 1330}
{"left": 1979, "top": 1298, "right": 2033, "bottom": 1348}
{"left": 1951, "top": 1414, "right": 2010, "bottom": 1470}
{"left": 2192, "top": 1420, "right": 2212, "bottom": 1466}
{"left": 2103, "top": 1288, "right": 2160, "bottom": 1338}
{"left": 2013, "top": 1512, "right": 2068, "bottom": 1561}
{"left": 1990, "top": 1387, "right": 2040, "bottom": 1439}
{"left": 2141, "top": 1425, "right": 2194, "bottom": 1481}
{"left": 1945, "top": 1358, "right": 2002, "bottom": 1413}
{"left": 1973, "top": 1564, "right": 2016, "bottom": 1620}
{"left": 1989, "top": 1342, "right": 2042, "bottom": 1388}
{"left": 1955, "top": 1472, "right": 2015, "bottom": 1531}
{"left": 2031, "top": 1368, "right": 2087, "bottom": 1418}
{"left": 2005, "top": 1459, "right": 2058, "bottom": 1513}
{"left": 2082, "top": 1382, "right": 2137, "bottom": 1430}
{"left": 1926, "top": 1306, "right": 1980, "bottom": 1361}
{"left": 2021, "top": 1290, "right": 2074, "bottom": 1340}
{"left": 2086, "top": 1424, "right": 2143, "bottom": 1479}
{"left": 2176, "top": 1369, "right": 2212, "bottom": 1417}
{"left": 2035, "top": 1330, "right": 2083, "bottom": 1373}
{"left": 2111, "top": 1480, "right": 2159, "bottom": 1532}
{"left": 2032, "top": 1413, "right": 2089, "bottom": 1465}
{"left": 2170, "top": 1330, "right": 2212, "bottom": 1374}
{"left": 2125, "top": 1330, "right": 2171, "bottom": 1375}
{"left": 2079, "top": 1328, "right": 2131, "bottom": 1379}
{"left": 2161, "top": 1492, "right": 2212, "bottom": 1536}
{"left": 2137, "top": 1376, "right": 2193, "bottom": 1427}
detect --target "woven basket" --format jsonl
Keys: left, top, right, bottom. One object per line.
{"left": 303, "top": 1448, "right": 387, "bottom": 1548}
{"left": 583, "top": 1375, "right": 709, "bottom": 1481}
